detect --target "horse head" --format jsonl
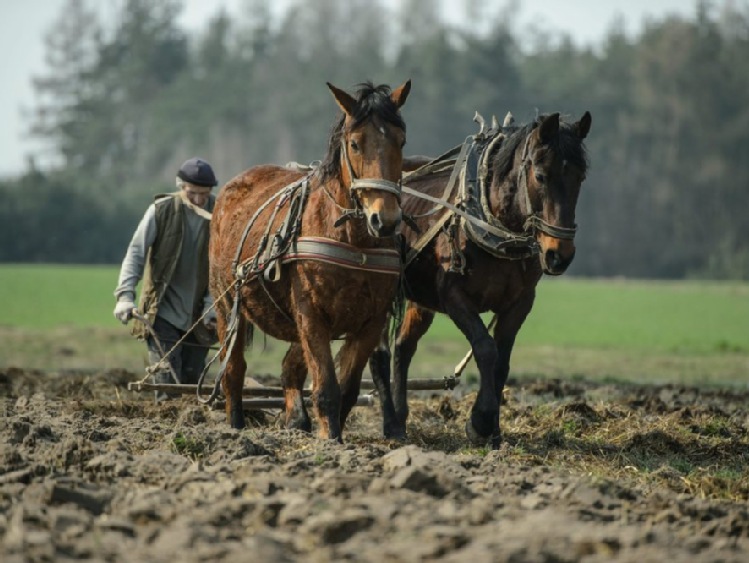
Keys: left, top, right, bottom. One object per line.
{"left": 519, "top": 111, "right": 592, "bottom": 275}
{"left": 325, "top": 80, "right": 411, "bottom": 237}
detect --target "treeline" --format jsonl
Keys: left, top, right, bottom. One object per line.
{"left": 1, "top": 0, "right": 747, "bottom": 279}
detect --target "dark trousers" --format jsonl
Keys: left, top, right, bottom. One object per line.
{"left": 146, "top": 316, "right": 209, "bottom": 385}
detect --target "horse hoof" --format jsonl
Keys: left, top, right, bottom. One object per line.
{"left": 230, "top": 409, "right": 246, "bottom": 430}
{"left": 286, "top": 417, "right": 312, "bottom": 433}
{"left": 465, "top": 418, "right": 499, "bottom": 448}
{"left": 384, "top": 425, "right": 407, "bottom": 442}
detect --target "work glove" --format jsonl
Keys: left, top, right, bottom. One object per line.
{"left": 202, "top": 305, "right": 217, "bottom": 331}
{"left": 113, "top": 298, "right": 136, "bottom": 325}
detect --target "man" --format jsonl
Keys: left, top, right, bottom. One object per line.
{"left": 113, "top": 157, "right": 218, "bottom": 396}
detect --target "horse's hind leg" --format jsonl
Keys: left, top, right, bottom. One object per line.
{"left": 218, "top": 312, "right": 248, "bottom": 429}
{"left": 281, "top": 343, "right": 311, "bottom": 432}
{"left": 391, "top": 304, "right": 434, "bottom": 434}
{"left": 337, "top": 321, "right": 386, "bottom": 433}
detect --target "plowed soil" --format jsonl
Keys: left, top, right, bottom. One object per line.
{"left": 2, "top": 368, "right": 748, "bottom": 562}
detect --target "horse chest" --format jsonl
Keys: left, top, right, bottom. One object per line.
{"left": 300, "top": 266, "right": 396, "bottom": 327}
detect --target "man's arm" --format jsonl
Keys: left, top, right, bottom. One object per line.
{"left": 114, "top": 204, "right": 158, "bottom": 302}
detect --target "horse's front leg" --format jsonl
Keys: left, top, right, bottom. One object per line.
{"left": 281, "top": 343, "right": 311, "bottom": 432}
{"left": 217, "top": 311, "right": 248, "bottom": 430}
{"left": 295, "top": 313, "right": 339, "bottom": 440}
{"left": 492, "top": 291, "right": 536, "bottom": 416}
{"left": 441, "top": 285, "right": 500, "bottom": 448}
{"left": 390, "top": 304, "right": 434, "bottom": 438}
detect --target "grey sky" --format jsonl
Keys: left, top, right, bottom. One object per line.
{"left": 1, "top": 0, "right": 696, "bottom": 177}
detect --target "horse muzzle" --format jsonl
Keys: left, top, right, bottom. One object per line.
{"left": 365, "top": 208, "right": 402, "bottom": 237}
{"left": 353, "top": 178, "right": 403, "bottom": 238}
{"left": 541, "top": 247, "right": 575, "bottom": 275}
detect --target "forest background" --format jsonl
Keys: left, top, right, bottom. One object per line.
{"left": 1, "top": 0, "right": 747, "bottom": 280}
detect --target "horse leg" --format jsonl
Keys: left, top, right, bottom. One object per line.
{"left": 337, "top": 321, "right": 385, "bottom": 433}
{"left": 368, "top": 324, "right": 403, "bottom": 440}
{"left": 307, "top": 344, "right": 340, "bottom": 441}
{"left": 492, "top": 292, "right": 536, "bottom": 420}
{"left": 295, "top": 315, "right": 340, "bottom": 440}
{"left": 218, "top": 312, "right": 248, "bottom": 430}
{"left": 281, "top": 342, "right": 311, "bottom": 432}
{"left": 442, "top": 287, "right": 500, "bottom": 448}
{"left": 392, "top": 304, "right": 434, "bottom": 434}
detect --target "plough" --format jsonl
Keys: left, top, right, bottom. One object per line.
{"left": 126, "top": 309, "right": 473, "bottom": 411}
{"left": 126, "top": 375, "right": 461, "bottom": 410}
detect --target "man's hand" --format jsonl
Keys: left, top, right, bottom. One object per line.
{"left": 113, "top": 299, "right": 136, "bottom": 325}
{"left": 203, "top": 307, "right": 217, "bottom": 331}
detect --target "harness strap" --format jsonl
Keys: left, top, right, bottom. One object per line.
{"left": 279, "top": 236, "right": 401, "bottom": 276}
{"left": 524, "top": 215, "right": 577, "bottom": 240}
{"left": 197, "top": 279, "right": 243, "bottom": 406}
{"left": 404, "top": 208, "right": 454, "bottom": 266}
{"left": 402, "top": 144, "right": 462, "bottom": 183}
{"left": 401, "top": 186, "right": 533, "bottom": 244}
{"left": 351, "top": 178, "right": 402, "bottom": 198}
{"left": 402, "top": 137, "right": 475, "bottom": 265}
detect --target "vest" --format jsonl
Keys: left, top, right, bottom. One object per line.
{"left": 132, "top": 191, "right": 215, "bottom": 340}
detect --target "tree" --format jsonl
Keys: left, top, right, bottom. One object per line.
{"left": 29, "top": 0, "right": 103, "bottom": 174}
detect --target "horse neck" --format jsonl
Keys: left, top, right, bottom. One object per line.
{"left": 487, "top": 150, "right": 527, "bottom": 233}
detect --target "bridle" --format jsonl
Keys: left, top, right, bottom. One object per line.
{"left": 515, "top": 133, "right": 578, "bottom": 241}
{"left": 332, "top": 135, "right": 403, "bottom": 227}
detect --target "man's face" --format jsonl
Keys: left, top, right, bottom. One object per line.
{"left": 183, "top": 184, "right": 211, "bottom": 208}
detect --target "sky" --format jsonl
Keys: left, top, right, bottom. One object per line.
{"left": 2, "top": 0, "right": 698, "bottom": 177}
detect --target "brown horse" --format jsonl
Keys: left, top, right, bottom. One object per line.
{"left": 369, "top": 111, "right": 592, "bottom": 448}
{"left": 209, "top": 80, "right": 411, "bottom": 440}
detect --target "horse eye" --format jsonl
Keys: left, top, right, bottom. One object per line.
{"left": 535, "top": 172, "right": 545, "bottom": 184}
{"left": 350, "top": 140, "right": 360, "bottom": 153}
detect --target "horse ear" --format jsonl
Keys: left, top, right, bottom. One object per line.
{"left": 390, "top": 79, "right": 412, "bottom": 109}
{"left": 538, "top": 112, "right": 560, "bottom": 144}
{"left": 327, "top": 82, "right": 357, "bottom": 117}
{"left": 575, "top": 111, "right": 592, "bottom": 139}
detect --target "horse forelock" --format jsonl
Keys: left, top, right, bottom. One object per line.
{"left": 318, "top": 82, "right": 406, "bottom": 183}
{"left": 349, "top": 82, "right": 406, "bottom": 133}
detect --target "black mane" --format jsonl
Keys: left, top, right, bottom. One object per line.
{"left": 318, "top": 82, "right": 407, "bottom": 183}
{"left": 490, "top": 115, "right": 589, "bottom": 182}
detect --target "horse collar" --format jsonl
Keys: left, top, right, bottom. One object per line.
{"left": 459, "top": 133, "right": 540, "bottom": 260}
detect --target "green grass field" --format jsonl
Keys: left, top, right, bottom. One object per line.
{"left": 1, "top": 265, "right": 747, "bottom": 386}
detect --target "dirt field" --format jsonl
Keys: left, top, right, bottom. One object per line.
{"left": 2, "top": 368, "right": 748, "bottom": 562}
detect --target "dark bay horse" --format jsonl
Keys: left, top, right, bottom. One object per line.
{"left": 369, "top": 111, "right": 592, "bottom": 448}
{"left": 210, "top": 81, "right": 411, "bottom": 440}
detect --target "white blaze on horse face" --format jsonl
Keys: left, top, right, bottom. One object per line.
{"left": 376, "top": 126, "right": 388, "bottom": 161}
{"left": 354, "top": 121, "right": 403, "bottom": 237}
